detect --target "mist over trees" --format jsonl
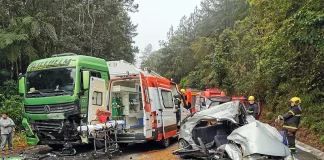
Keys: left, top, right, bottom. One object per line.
{"left": 142, "top": 0, "right": 324, "bottom": 143}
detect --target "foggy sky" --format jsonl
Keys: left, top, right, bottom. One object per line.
{"left": 130, "top": 0, "right": 201, "bottom": 53}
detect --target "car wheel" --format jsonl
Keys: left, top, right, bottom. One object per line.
{"left": 158, "top": 138, "right": 170, "bottom": 148}
{"left": 178, "top": 139, "right": 192, "bottom": 159}
{"left": 178, "top": 139, "right": 189, "bottom": 149}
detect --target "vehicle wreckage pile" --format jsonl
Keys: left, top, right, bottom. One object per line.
{"left": 173, "top": 101, "right": 295, "bottom": 160}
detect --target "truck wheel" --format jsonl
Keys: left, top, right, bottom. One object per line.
{"left": 158, "top": 138, "right": 170, "bottom": 148}
{"left": 48, "top": 144, "right": 63, "bottom": 151}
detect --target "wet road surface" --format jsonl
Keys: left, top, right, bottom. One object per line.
{"left": 1, "top": 138, "right": 180, "bottom": 160}
{"left": 1, "top": 139, "right": 321, "bottom": 160}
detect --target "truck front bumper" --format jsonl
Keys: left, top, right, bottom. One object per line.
{"left": 22, "top": 118, "right": 39, "bottom": 146}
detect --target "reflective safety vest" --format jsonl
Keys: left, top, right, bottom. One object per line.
{"left": 282, "top": 105, "right": 302, "bottom": 131}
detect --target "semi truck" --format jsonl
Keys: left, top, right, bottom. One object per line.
{"left": 18, "top": 53, "right": 181, "bottom": 149}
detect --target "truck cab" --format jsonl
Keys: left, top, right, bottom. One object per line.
{"left": 19, "top": 53, "right": 109, "bottom": 147}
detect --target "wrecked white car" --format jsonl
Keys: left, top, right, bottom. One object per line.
{"left": 173, "top": 101, "right": 292, "bottom": 160}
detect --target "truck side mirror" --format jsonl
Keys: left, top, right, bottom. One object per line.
{"left": 19, "top": 76, "right": 26, "bottom": 95}
{"left": 82, "top": 71, "right": 90, "bottom": 90}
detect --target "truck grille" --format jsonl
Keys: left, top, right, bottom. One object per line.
{"left": 32, "top": 120, "right": 63, "bottom": 132}
{"left": 25, "top": 102, "right": 75, "bottom": 114}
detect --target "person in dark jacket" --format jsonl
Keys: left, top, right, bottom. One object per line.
{"left": 275, "top": 97, "right": 302, "bottom": 153}
{"left": 246, "top": 96, "right": 259, "bottom": 119}
{"left": 174, "top": 94, "right": 182, "bottom": 130}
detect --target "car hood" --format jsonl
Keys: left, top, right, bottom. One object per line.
{"left": 227, "top": 121, "right": 291, "bottom": 157}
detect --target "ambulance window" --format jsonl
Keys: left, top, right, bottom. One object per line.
{"left": 161, "top": 90, "right": 173, "bottom": 108}
{"left": 92, "top": 91, "right": 102, "bottom": 106}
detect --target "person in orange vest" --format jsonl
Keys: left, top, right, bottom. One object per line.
{"left": 180, "top": 89, "right": 188, "bottom": 108}
{"left": 275, "top": 97, "right": 302, "bottom": 153}
{"left": 180, "top": 89, "right": 192, "bottom": 110}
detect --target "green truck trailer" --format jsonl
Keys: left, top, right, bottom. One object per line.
{"left": 18, "top": 53, "right": 110, "bottom": 148}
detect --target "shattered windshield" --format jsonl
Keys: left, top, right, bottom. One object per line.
{"left": 206, "top": 97, "right": 231, "bottom": 108}
{"left": 26, "top": 67, "right": 76, "bottom": 97}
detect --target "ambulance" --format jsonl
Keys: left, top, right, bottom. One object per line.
{"left": 106, "top": 60, "right": 182, "bottom": 148}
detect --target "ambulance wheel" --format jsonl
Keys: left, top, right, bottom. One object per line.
{"left": 158, "top": 138, "right": 170, "bottom": 148}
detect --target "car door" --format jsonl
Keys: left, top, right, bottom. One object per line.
{"left": 87, "top": 77, "right": 107, "bottom": 125}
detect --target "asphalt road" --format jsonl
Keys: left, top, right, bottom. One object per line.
{"left": 1, "top": 138, "right": 180, "bottom": 160}
{"left": 1, "top": 140, "right": 321, "bottom": 160}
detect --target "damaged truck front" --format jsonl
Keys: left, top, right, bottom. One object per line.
{"left": 18, "top": 53, "right": 109, "bottom": 149}
{"left": 174, "top": 101, "right": 292, "bottom": 160}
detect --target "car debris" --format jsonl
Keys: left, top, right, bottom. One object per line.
{"left": 173, "top": 101, "right": 294, "bottom": 160}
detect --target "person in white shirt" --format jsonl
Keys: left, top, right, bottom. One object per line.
{"left": 0, "top": 112, "right": 15, "bottom": 152}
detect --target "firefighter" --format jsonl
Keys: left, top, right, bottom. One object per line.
{"left": 275, "top": 97, "right": 302, "bottom": 153}
{"left": 180, "top": 89, "right": 191, "bottom": 110}
{"left": 246, "top": 96, "right": 259, "bottom": 119}
{"left": 173, "top": 94, "right": 182, "bottom": 130}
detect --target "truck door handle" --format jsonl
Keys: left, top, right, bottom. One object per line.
{"left": 146, "top": 119, "right": 149, "bottom": 120}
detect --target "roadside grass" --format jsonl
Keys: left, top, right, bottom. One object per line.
{"left": 13, "top": 131, "right": 28, "bottom": 147}
{"left": 0, "top": 132, "right": 32, "bottom": 157}
{"left": 0, "top": 131, "right": 28, "bottom": 150}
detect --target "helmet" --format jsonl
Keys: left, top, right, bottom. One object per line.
{"left": 290, "top": 97, "right": 301, "bottom": 104}
{"left": 248, "top": 96, "right": 255, "bottom": 101}
{"left": 180, "top": 89, "right": 186, "bottom": 94}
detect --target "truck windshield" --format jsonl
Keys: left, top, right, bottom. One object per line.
{"left": 26, "top": 68, "right": 76, "bottom": 97}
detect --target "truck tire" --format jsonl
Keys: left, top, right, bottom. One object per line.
{"left": 158, "top": 138, "right": 170, "bottom": 148}
{"left": 48, "top": 144, "right": 63, "bottom": 151}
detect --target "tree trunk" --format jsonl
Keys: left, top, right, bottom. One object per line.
{"left": 11, "top": 62, "right": 14, "bottom": 79}
{"left": 19, "top": 53, "right": 22, "bottom": 73}
{"left": 87, "top": 0, "right": 95, "bottom": 56}
{"left": 60, "top": 0, "right": 65, "bottom": 41}
{"left": 16, "top": 60, "right": 18, "bottom": 80}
